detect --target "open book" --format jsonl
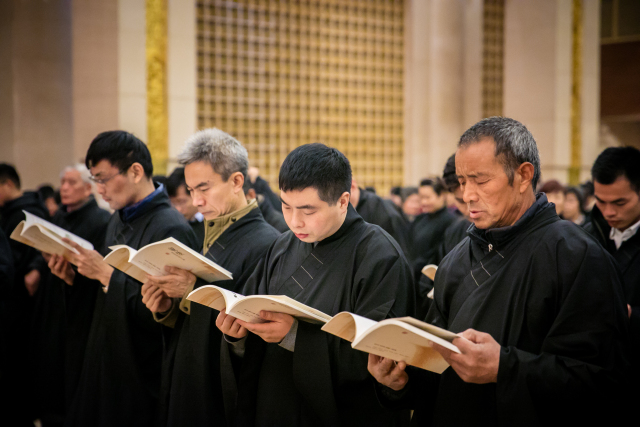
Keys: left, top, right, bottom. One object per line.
{"left": 321, "top": 312, "right": 460, "bottom": 373}
{"left": 422, "top": 264, "right": 437, "bottom": 299}
{"left": 187, "top": 285, "right": 332, "bottom": 324}
{"left": 10, "top": 210, "right": 93, "bottom": 262}
{"left": 104, "top": 237, "right": 233, "bottom": 283}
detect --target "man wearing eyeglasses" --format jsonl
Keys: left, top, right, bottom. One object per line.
{"left": 48, "top": 130, "right": 198, "bottom": 427}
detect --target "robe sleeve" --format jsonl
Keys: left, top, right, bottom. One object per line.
{"left": 494, "top": 236, "right": 630, "bottom": 424}
{"left": 0, "top": 229, "right": 15, "bottom": 299}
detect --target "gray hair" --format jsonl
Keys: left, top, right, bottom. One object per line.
{"left": 458, "top": 116, "right": 541, "bottom": 189}
{"left": 177, "top": 128, "right": 249, "bottom": 181}
{"left": 60, "top": 163, "right": 92, "bottom": 185}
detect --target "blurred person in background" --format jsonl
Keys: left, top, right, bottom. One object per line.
{"left": 166, "top": 167, "right": 205, "bottom": 248}
{"left": 37, "top": 184, "right": 60, "bottom": 218}
{"left": 400, "top": 186, "right": 421, "bottom": 223}
{"left": 538, "top": 179, "right": 565, "bottom": 217}
{"left": 563, "top": 186, "right": 587, "bottom": 226}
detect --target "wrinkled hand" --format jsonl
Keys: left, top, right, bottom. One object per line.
{"left": 62, "top": 238, "right": 113, "bottom": 287}
{"left": 24, "top": 269, "right": 41, "bottom": 296}
{"left": 216, "top": 309, "right": 248, "bottom": 339}
{"left": 144, "top": 266, "right": 196, "bottom": 298}
{"left": 141, "top": 283, "right": 172, "bottom": 313}
{"left": 236, "top": 311, "right": 294, "bottom": 343}
{"left": 367, "top": 355, "right": 409, "bottom": 391}
{"left": 47, "top": 254, "right": 75, "bottom": 286}
{"left": 432, "top": 329, "right": 500, "bottom": 384}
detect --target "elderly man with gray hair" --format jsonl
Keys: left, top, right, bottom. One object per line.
{"left": 369, "top": 117, "right": 630, "bottom": 425}
{"left": 35, "top": 163, "right": 111, "bottom": 425}
{"left": 141, "top": 128, "right": 280, "bottom": 427}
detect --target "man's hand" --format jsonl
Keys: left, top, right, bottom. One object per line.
{"left": 216, "top": 309, "right": 248, "bottom": 339}
{"left": 62, "top": 238, "right": 113, "bottom": 287}
{"left": 144, "top": 266, "right": 196, "bottom": 298}
{"left": 236, "top": 311, "right": 295, "bottom": 343}
{"left": 432, "top": 329, "right": 500, "bottom": 384}
{"left": 24, "top": 269, "right": 41, "bottom": 296}
{"left": 367, "top": 355, "right": 409, "bottom": 391}
{"left": 141, "top": 283, "right": 172, "bottom": 313}
{"left": 48, "top": 254, "right": 75, "bottom": 286}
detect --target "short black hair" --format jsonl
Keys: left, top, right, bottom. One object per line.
{"left": 400, "top": 186, "right": 419, "bottom": 202}
{"left": 419, "top": 178, "right": 446, "bottom": 196}
{"left": 85, "top": 131, "right": 153, "bottom": 178}
{"left": 442, "top": 154, "right": 458, "bottom": 192}
{"left": 37, "top": 184, "right": 56, "bottom": 201}
{"left": 279, "top": 143, "right": 351, "bottom": 204}
{"left": 0, "top": 163, "right": 21, "bottom": 189}
{"left": 591, "top": 146, "right": 640, "bottom": 192}
{"left": 166, "top": 167, "right": 187, "bottom": 198}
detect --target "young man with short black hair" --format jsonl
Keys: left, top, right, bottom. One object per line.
{"left": 584, "top": 146, "right": 640, "bottom": 403}
{"left": 48, "top": 130, "right": 198, "bottom": 427}
{"left": 218, "top": 143, "right": 416, "bottom": 426}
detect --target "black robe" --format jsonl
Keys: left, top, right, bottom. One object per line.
{"left": 378, "top": 195, "right": 630, "bottom": 426}
{"left": 30, "top": 196, "right": 111, "bottom": 425}
{"left": 355, "top": 188, "right": 409, "bottom": 256}
{"left": 189, "top": 218, "right": 205, "bottom": 250}
{"left": 65, "top": 189, "right": 198, "bottom": 427}
{"left": 258, "top": 196, "right": 289, "bottom": 233}
{"left": 408, "top": 207, "right": 457, "bottom": 283}
{"left": 584, "top": 204, "right": 640, "bottom": 395}
{"left": 0, "top": 191, "right": 49, "bottom": 426}
{"left": 438, "top": 216, "right": 471, "bottom": 261}
{"left": 160, "top": 208, "right": 279, "bottom": 427}
{"left": 229, "top": 205, "right": 416, "bottom": 427}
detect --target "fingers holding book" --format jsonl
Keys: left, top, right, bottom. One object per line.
{"left": 216, "top": 309, "right": 248, "bottom": 339}
{"left": 368, "top": 354, "right": 408, "bottom": 391}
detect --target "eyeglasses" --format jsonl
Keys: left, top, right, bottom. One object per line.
{"left": 89, "top": 170, "right": 124, "bottom": 185}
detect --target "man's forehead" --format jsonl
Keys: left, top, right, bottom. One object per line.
{"left": 184, "top": 161, "right": 222, "bottom": 185}
{"left": 90, "top": 160, "right": 117, "bottom": 175}
{"left": 280, "top": 187, "right": 324, "bottom": 206}
{"left": 594, "top": 176, "right": 637, "bottom": 199}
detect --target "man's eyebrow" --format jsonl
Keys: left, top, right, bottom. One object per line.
{"left": 594, "top": 195, "right": 627, "bottom": 204}
{"left": 279, "top": 197, "right": 316, "bottom": 210}
{"left": 457, "top": 172, "right": 488, "bottom": 179}
{"left": 186, "top": 181, "right": 210, "bottom": 191}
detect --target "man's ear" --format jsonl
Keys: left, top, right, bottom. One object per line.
{"left": 517, "top": 162, "right": 535, "bottom": 194}
{"left": 230, "top": 171, "right": 244, "bottom": 193}
{"left": 338, "top": 191, "right": 351, "bottom": 211}
{"left": 129, "top": 163, "right": 146, "bottom": 184}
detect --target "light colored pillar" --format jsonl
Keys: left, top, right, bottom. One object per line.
{"left": 404, "top": 0, "right": 482, "bottom": 186}
{"left": 119, "top": 0, "right": 148, "bottom": 142}
{"left": 0, "top": 0, "right": 73, "bottom": 190}
{"left": 167, "top": 0, "right": 197, "bottom": 173}
{"left": 504, "top": 0, "right": 599, "bottom": 184}
{"left": 72, "top": 0, "right": 119, "bottom": 163}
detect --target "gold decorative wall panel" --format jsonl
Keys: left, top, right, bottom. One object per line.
{"left": 196, "top": 0, "right": 404, "bottom": 194}
{"left": 482, "top": 0, "right": 504, "bottom": 118}
{"left": 147, "top": 0, "right": 169, "bottom": 175}
{"left": 569, "top": 0, "right": 582, "bottom": 186}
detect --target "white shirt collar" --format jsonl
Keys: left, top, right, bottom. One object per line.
{"left": 609, "top": 217, "right": 640, "bottom": 250}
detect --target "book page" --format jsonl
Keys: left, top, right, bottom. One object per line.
{"left": 23, "top": 211, "right": 93, "bottom": 250}
{"left": 187, "top": 285, "right": 244, "bottom": 312}
{"left": 421, "top": 264, "right": 438, "bottom": 281}
{"left": 11, "top": 221, "right": 77, "bottom": 261}
{"left": 396, "top": 317, "right": 459, "bottom": 342}
{"left": 321, "top": 312, "right": 378, "bottom": 342}
{"left": 104, "top": 246, "right": 148, "bottom": 283}
{"left": 230, "top": 295, "right": 331, "bottom": 324}
{"left": 131, "top": 237, "right": 232, "bottom": 282}
{"left": 353, "top": 321, "right": 453, "bottom": 374}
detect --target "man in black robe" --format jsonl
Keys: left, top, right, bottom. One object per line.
{"left": 32, "top": 164, "right": 111, "bottom": 426}
{"left": 350, "top": 177, "right": 409, "bottom": 255}
{"left": 583, "top": 146, "right": 640, "bottom": 402}
{"left": 439, "top": 154, "right": 472, "bottom": 259}
{"left": 166, "top": 166, "right": 205, "bottom": 248}
{"left": 408, "top": 179, "right": 457, "bottom": 281}
{"left": 140, "top": 128, "right": 280, "bottom": 427}
{"left": 48, "top": 131, "right": 198, "bottom": 427}
{"left": 217, "top": 143, "right": 416, "bottom": 426}
{"left": 0, "top": 162, "right": 50, "bottom": 426}
{"left": 369, "top": 117, "right": 630, "bottom": 426}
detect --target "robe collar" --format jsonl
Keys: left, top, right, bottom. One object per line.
{"left": 468, "top": 193, "right": 557, "bottom": 251}
{"left": 57, "top": 195, "right": 99, "bottom": 219}
{"left": 316, "top": 203, "right": 364, "bottom": 247}
{"left": 119, "top": 183, "right": 166, "bottom": 223}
